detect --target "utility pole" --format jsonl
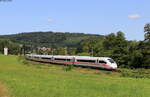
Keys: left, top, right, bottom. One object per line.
{"left": 52, "top": 48, "right": 54, "bottom": 55}
{"left": 65, "top": 47, "right": 68, "bottom": 55}
{"left": 91, "top": 47, "right": 94, "bottom": 57}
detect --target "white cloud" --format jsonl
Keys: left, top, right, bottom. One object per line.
{"left": 47, "top": 18, "right": 54, "bottom": 22}
{"left": 128, "top": 14, "right": 141, "bottom": 19}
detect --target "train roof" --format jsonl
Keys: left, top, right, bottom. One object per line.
{"left": 26, "top": 54, "right": 111, "bottom": 60}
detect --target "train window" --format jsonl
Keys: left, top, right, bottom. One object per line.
{"left": 55, "top": 58, "right": 66, "bottom": 61}
{"left": 55, "top": 58, "right": 71, "bottom": 61}
{"left": 41, "top": 57, "right": 51, "bottom": 60}
{"left": 108, "top": 59, "right": 115, "bottom": 63}
{"left": 77, "top": 59, "right": 96, "bottom": 63}
{"left": 66, "top": 59, "right": 71, "bottom": 61}
{"left": 99, "top": 60, "right": 107, "bottom": 64}
{"left": 34, "top": 57, "right": 39, "bottom": 58}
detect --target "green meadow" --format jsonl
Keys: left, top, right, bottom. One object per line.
{"left": 0, "top": 55, "right": 150, "bottom": 97}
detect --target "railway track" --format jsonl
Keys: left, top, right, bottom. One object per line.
{"left": 113, "top": 69, "right": 122, "bottom": 72}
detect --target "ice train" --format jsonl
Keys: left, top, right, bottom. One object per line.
{"left": 26, "top": 54, "right": 118, "bottom": 70}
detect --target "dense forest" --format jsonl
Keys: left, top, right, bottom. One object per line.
{"left": 0, "top": 24, "right": 150, "bottom": 68}
{"left": 0, "top": 32, "right": 103, "bottom": 48}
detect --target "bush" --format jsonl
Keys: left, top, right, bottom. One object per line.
{"left": 120, "top": 71, "right": 150, "bottom": 79}
{"left": 18, "top": 56, "right": 44, "bottom": 68}
{"left": 63, "top": 64, "right": 74, "bottom": 71}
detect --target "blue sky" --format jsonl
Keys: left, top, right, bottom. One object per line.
{"left": 0, "top": 0, "right": 149, "bottom": 40}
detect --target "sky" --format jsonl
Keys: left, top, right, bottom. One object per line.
{"left": 0, "top": 0, "right": 149, "bottom": 40}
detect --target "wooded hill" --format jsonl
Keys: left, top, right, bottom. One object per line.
{"left": 0, "top": 32, "right": 103, "bottom": 48}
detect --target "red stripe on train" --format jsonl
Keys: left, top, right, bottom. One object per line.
{"left": 52, "top": 60, "right": 112, "bottom": 69}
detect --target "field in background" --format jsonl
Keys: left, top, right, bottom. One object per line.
{"left": 0, "top": 55, "right": 150, "bottom": 97}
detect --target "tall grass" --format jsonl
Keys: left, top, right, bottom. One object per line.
{"left": 0, "top": 55, "right": 150, "bottom": 97}
{"left": 120, "top": 69, "right": 150, "bottom": 79}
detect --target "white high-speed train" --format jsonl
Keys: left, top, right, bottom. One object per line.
{"left": 26, "top": 54, "right": 118, "bottom": 70}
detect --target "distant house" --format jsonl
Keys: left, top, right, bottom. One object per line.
{"left": 40, "top": 47, "right": 52, "bottom": 51}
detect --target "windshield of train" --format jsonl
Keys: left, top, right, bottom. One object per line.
{"left": 108, "top": 59, "right": 115, "bottom": 63}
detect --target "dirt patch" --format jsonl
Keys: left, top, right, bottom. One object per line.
{"left": 0, "top": 82, "right": 9, "bottom": 97}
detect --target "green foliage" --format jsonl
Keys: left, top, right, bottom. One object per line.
{"left": 109, "top": 32, "right": 128, "bottom": 66}
{"left": 18, "top": 56, "right": 32, "bottom": 66}
{"left": 121, "top": 72, "right": 150, "bottom": 78}
{"left": 0, "top": 39, "right": 20, "bottom": 55}
{"left": 67, "top": 48, "right": 76, "bottom": 55}
{"left": 0, "top": 32, "right": 102, "bottom": 48}
{"left": 77, "top": 52, "right": 90, "bottom": 56}
{"left": 77, "top": 31, "right": 150, "bottom": 68}
{"left": 144, "top": 23, "right": 150, "bottom": 41}
{"left": 128, "top": 50, "right": 143, "bottom": 68}
{"left": 120, "top": 69, "right": 150, "bottom": 79}
{"left": 18, "top": 56, "right": 44, "bottom": 68}
{"left": 63, "top": 64, "right": 74, "bottom": 71}
{"left": 139, "top": 41, "right": 150, "bottom": 68}
{"left": 57, "top": 48, "right": 67, "bottom": 55}
{"left": 77, "top": 37, "right": 104, "bottom": 56}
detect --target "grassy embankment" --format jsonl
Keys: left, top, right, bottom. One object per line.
{"left": 0, "top": 55, "right": 150, "bottom": 97}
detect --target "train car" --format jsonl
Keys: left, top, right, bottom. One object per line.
{"left": 26, "top": 54, "right": 117, "bottom": 70}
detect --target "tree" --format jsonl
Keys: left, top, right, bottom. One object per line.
{"left": 110, "top": 32, "right": 128, "bottom": 66}
{"left": 56, "top": 48, "right": 67, "bottom": 55}
{"left": 138, "top": 41, "right": 150, "bottom": 68}
{"left": 0, "top": 32, "right": 102, "bottom": 48}
{"left": 142, "top": 24, "right": 150, "bottom": 68}
{"left": 127, "top": 41, "right": 143, "bottom": 68}
{"left": 76, "top": 37, "right": 103, "bottom": 56}
{"left": 0, "top": 39, "right": 20, "bottom": 55}
{"left": 144, "top": 23, "right": 150, "bottom": 41}
{"left": 103, "top": 33, "right": 116, "bottom": 50}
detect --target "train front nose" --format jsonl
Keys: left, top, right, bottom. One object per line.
{"left": 112, "top": 63, "right": 117, "bottom": 69}
{"left": 107, "top": 58, "right": 117, "bottom": 69}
